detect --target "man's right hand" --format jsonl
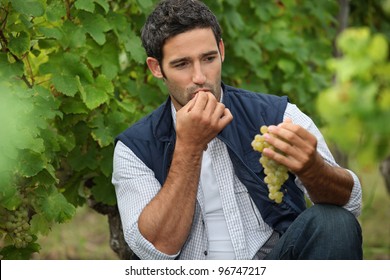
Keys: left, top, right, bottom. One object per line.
{"left": 175, "top": 91, "right": 233, "bottom": 152}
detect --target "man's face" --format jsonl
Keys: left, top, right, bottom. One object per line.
{"left": 150, "top": 28, "right": 225, "bottom": 111}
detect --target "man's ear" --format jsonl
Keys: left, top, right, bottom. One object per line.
{"left": 146, "top": 57, "right": 164, "bottom": 79}
{"left": 219, "top": 39, "right": 225, "bottom": 63}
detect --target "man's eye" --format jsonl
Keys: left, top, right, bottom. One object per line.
{"left": 205, "top": 56, "right": 216, "bottom": 62}
{"left": 174, "top": 62, "right": 188, "bottom": 68}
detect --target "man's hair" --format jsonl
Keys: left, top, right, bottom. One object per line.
{"left": 141, "top": 0, "right": 222, "bottom": 64}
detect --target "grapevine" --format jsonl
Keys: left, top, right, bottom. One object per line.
{"left": 251, "top": 125, "right": 289, "bottom": 203}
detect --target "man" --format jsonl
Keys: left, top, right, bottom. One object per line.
{"left": 112, "top": 0, "right": 362, "bottom": 260}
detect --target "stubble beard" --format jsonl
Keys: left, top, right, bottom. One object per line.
{"left": 168, "top": 81, "right": 221, "bottom": 109}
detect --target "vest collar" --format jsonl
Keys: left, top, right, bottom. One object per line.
{"left": 152, "top": 96, "right": 174, "bottom": 142}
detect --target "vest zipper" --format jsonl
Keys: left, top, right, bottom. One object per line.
{"left": 217, "top": 135, "right": 267, "bottom": 189}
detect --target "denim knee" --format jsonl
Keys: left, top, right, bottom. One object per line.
{"left": 293, "top": 204, "right": 362, "bottom": 259}
{"left": 303, "top": 204, "right": 361, "bottom": 235}
{"left": 265, "top": 204, "right": 363, "bottom": 259}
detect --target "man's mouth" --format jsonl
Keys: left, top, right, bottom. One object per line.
{"left": 194, "top": 88, "right": 211, "bottom": 94}
{"left": 188, "top": 86, "right": 213, "bottom": 100}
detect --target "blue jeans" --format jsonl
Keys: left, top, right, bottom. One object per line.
{"left": 264, "top": 204, "right": 363, "bottom": 259}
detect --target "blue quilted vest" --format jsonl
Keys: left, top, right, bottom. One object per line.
{"left": 116, "top": 83, "right": 306, "bottom": 234}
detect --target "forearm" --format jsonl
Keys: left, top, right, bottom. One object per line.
{"left": 297, "top": 152, "right": 354, "bottom": 206}
{"left": 138, "top": 142, "right": 202, "bottom": 255}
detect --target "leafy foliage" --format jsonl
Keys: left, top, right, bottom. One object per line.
{"left": 317, "top": 27, "right": 390, "bottom": 165}
{"left": 0, "top": 0, "right": 161, "bottom": 259}
{"left": 1, "top": 0, "right": 389, "bottom": 259}
{"left": 212, "top": 0, "right": 337, "bottom": 117}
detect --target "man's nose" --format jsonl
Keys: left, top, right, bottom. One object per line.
{"left": 192, "top": 63, "right": 206, "bottom": 85}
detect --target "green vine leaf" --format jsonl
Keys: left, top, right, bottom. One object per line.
{"left": 136, "top": 0, "right": 153, "bottom": 11}
{"left": 68, "top": 144, "right": 99, "bottom": 171}
{"left": 45, "top": 0, "right": 66, "bottom": 22}
{"left": 0, "top": 54, "right": 24, "bottom": 78}
{"left": 75, "top": 0, "right": 96, "bottom": 13}
{"left": 8, "top": 31, "right": 30, "bottom": 58}
{"left": 91, "top": 174, "right": 116, "bottom": 205}
{"left": 80, "top": 75, "right": 113, "bottom": 110}
{"left": 86, "top": 40, "right": 120, "bottom": 80}
{"left": 30, "top": 213, "right": 51, "bottom": 235}
{"left": 10, "top": 0, "right": 45, "bottom": 17}
{"left": 60, "top": 21, "right": 87, "bottom": 49}
{"left": 61, "top": 98, "right": 89, "bottom": 114}
{"left": 94, "top": 0, "right": 110, "bottom": 13}
{"left": 90, "top": 110, "right": 126, "bottom": 148}
{"left": 79, "top": 11, "right": 112, "bottom": 45}
{"left": 0, "top": 184, "right": 20, "bottom": 210}
{"left": 34, "top": 185, "right": 76, "bottom": 223}
{"left": 17, "top": 150, "right": 46, "bottom": 178}
{"left": 52, "top": 74, "right": 79, "bottom": 97}
{"left": 122, "top": 30, "right": 145, "bottom": 64}
{"left": 0, "top": 242, "right": 40, "bottom": 260}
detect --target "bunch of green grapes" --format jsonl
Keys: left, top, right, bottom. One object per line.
{"left": 251, "top": 125, "right": 289, "bottom": 203}
{"left": 1, "top": 205, "right": 33, "bottom": 248}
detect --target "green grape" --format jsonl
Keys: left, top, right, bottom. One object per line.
{"left": 2, "top": 203, "right": 33, "bottom": 249}
{"left": 251, "top": 125, "right": 289, "bottom": 203}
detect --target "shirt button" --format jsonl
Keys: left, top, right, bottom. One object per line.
{"left": 204, "top": 251, "right": 208, "bottom": 256}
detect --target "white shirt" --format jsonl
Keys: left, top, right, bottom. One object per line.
{"left": 201, "top": 139, "right": 237, "bottom": 259}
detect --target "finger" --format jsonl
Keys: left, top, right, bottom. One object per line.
{"left": 264, "top": 125, "right": 317, "bottom": 174}
{"left": 209, "top": 102, "right": 228, "bottom": 127}
{"left": 204, "top": 92, "right": 218, "bottom": 115}
{"left": 218, "top": 108, "right": 233, "bottom": 128}
{"left": 190, "top": 91, "right": 209, "bottom": 113}
{"left": 262, "top": 134, "right": 295, "bottom": 168}
{"left": 268, "top": 123, "right": 316, "bottom": 150}
{"left": 264, "top": 132, "right": 292, "bottom": 154}
{"left": 184, "top": 93, "right": 198, "bottom": 112}
{"left": 278, "top": 120, "right": 313, "bottom": 143}
{"left": 262, "top": 147, "right": 290, "bottom": 167}
{"left": 262, "top": 146, "right": 300, "bottom": 172}
{"left": 265, "top": 127, "right": 316, "bottom": 160}
{"left": 210, "top": 102, "right": 225, "bottom": 119}
{"left": 222, "top": 107, "right": 233, "bottom": 121}
{"left": 281, "top": 117, "right": 292, "bottom": 124}
{"left": 266, "top": 125, "right": 296, "bottom": 146}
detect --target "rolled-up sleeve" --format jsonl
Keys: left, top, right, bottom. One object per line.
{"left": 112, "top": 140, "right": 180, "bottom": 260}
